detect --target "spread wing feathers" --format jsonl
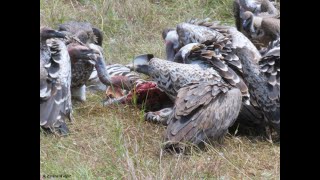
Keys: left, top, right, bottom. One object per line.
{"left": 176, "top": 18, "right": 260, "bottom": 66}
{"left": 176, "top": 22, "right": 227, "bottom": 47}
{"left": 185, "top": 18, "right": 231, "bottom": 32}
{"left": 175, "top": 18, "right": 258, "bottom": 74}
{"left": 176, "top": 43, "right": 250, "bottom": 102}
{"left": 40, "top": 39, "right": 72, "bottom": 132}
{"left": 165, "top": 82, "right": 242, "bottom": 146}
{"left": 185, "top": 18, "right": 222, "bottom": 28}
{"left": 236, "top": 47, "right": 280, "bottom": 133}
{"left": 40, "top": 82, "right": 71, "bottom": 129}
{"left": 40, "top": 40, "right": 63, "bottom": 100}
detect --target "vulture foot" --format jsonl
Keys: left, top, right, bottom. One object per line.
{"left": 144, "top": 108, "right": 173, "bottom": 125}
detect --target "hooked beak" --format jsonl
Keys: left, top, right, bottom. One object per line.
{"left": 126, "top": 54, "right": 154, "bottom": 70}
{"left": 126, "top": 54, "right": 154, "bottom": 75}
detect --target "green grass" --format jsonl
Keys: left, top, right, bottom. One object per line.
{"left": 40, "top": 0, "right": 280, "bottom": 179}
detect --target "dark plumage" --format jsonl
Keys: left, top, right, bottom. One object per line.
{"left": 173, "top": 42, "right": 250, "bottom": 104}
{"left": 166, "top": 82, "right": 242, "bottom": 151}
{"left": 235, "top": 39, "right": 280, "bottom": 136}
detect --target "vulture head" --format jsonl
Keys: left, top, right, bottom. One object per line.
{"left": 67, "top": 43, "right": 98, "bottom": 64}
{"left": 127, "top": 54, "right": 154, "bottom": 75}
{"left": 162, "top": 28, "right": 179, "bottom": 61}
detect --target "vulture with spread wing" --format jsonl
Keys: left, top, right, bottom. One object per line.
{"left": 128, "top": 55, "right": 242, "bottom": 151}
{"left": 163, "top": 19, "right": 278, "bottom": 137}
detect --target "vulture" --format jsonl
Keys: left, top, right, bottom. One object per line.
{"left": 233, "top": 0, "right": 279, "bottom": 50}
{"left": 128, "top": 55, "right": 242, "bottom": 151}
{"left": 40, "top": 27, "right": 107, "bottom": 134}
{"left": 171, "top": 19, "right": 263, "bottom": 102}
{"left": 242, "top": 11, "right": 280, "bottom": 50}
{"left": 66, "top": 37, "right": 100, "bottom": 102}
{"left": 60, "top": 32, "right": 112, "bottom": 102}
{"left": 162, "top": 28, "right": 179, "bottom": 61}
{"left": 173, "top": 42, "right": 269, "bottom": 137}
{"left": 235, "top": 38, "right": 280, "bottom": 137}
{"left": 40, "top": 27, "right": 72, "bottom": 135}
{"left": 163, "top": 19, "right": 277, "bottom": 137}
{"left": 58, "top": 21, "right": 121, "bottom": 102}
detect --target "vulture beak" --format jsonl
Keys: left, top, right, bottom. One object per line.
{"left": 126, "top": 54, "right": 154, "bottom": 75}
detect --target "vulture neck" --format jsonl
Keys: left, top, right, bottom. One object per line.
{"left": 94, "top": 56, "right": 113, "bottom": 86}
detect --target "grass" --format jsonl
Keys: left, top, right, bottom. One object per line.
{"left": 40, "top": 0, "right": 280, "bottom": 179}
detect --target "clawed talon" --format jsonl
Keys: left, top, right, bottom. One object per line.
{"left": 144, "top": 108, "right": 173, "bottom": 125}
{"left": 145, "top": 112, "right": 161, "bottom": 124}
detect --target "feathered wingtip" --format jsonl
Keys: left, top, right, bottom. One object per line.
{"left": 185, "top": 18, "right": 231, "bottom": 32}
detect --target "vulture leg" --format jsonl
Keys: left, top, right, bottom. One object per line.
{"left": 72, "top": 85, "right": 86, "bottom": 102}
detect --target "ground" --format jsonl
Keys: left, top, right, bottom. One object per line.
{"left": 40, "top": 0, "right": 280, "bottom": 179}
